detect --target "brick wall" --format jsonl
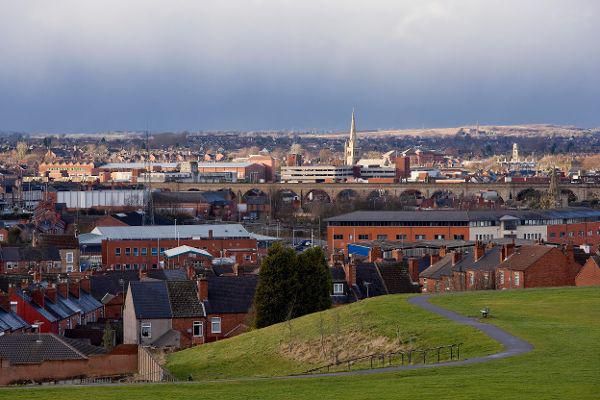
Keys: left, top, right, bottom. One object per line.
{"left": 0, "top": 345, "right": 137, "bottom": 385}
{"left": 206, "top": 313, "right": 251, "bottom": 342}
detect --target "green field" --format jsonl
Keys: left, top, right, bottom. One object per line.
{"left": 2, "top": 286, "right": 599, "bottom": 400}
{"left": 167, "top": 293, "right": 499, "bottom": 379}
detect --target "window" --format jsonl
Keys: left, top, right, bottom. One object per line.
{"left": 358, "top": 234, "right": 369, "bottom": 240}
{"left": 589, "top": 231, "right": 594, "bottom": 236}
{"left": 115, "top": 248, "right": 121, "bottom": 256}
{"left": 10, "top": 301, "right": 17, "bottom": 314}
{"left": 65, "top": 252, "right": 74, "bottom": 263}
{"left": 66, "top": 265, "right": 73, "bottom": 273}
{"left": 469, "top": 272, "right": 475, "bottom": 286}
{"left": 133, "top": 248, "right": 139, "bottom": 257}
{"left": 549, "top": 232, "right": 556, "bottom": 238}
{"left": 211, "top": 317, "right": 222, "bottom": 334}
{"left": 333, "top": 234, "right": 344, "bottom": 240}
{"left": 453, "top": 234, "right": 465, "bottom": 240}
{"left": 125, "top": 264, "right": 131, "bottom": 270}
{"left": 141, "top": 248, "right": 148, "bottom": 256}
{"left": 125, "top": 248, "right": 131, "bottom": 256}
{"left": 514, "top": 272, "right": 520, "bottom": 286}
{"left": 435, "top": 234, "right": 445, "bottom": 240}
{"left": 193, "top": 321, "right": 204, "bottom": 337}
{"left": 415, "top": 234, "right": 426, "bottom": 240}
{"left": 377, "top": 234, "right": 388, "bottom": 240}
{"left": 160, "top": 247, "right": 165, "bottom": 254}
{"left": 141, "top": 322, "right": 152, "bottom": 339}
{"left": 115, "top": 264, "right": 121, "bottom": 270}
{"left": 333, "top": 283, "right": 344, "bottom": 295}
{"left": 151, "top": 248, "right": 158, "bottom": 256}
{"left": 499, "top": 271, "right": 505, "bottom": 284}
{"left": 244, "top": 255, "right": 251, "bottom": 261}
{"left": 396, "top": 234, "right": 407, "bottom": 240}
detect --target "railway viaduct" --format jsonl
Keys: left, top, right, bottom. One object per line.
{"left": 152, "top": 181, "right": 600, "bottom": 203}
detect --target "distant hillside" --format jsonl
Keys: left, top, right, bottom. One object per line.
{"left": 166, "top": 294, "right": 499, "bottom": 380}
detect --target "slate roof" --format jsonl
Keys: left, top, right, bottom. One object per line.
{"left": 129, "top": 281, "right": 172, "bottom": 319}
{"left": 36, "top": 234, "right": 78, "bottom": 249}
{"left": 452, "top": 246, "right": 503, "bottom": 273}
{"left": 146, "top": 268, "right": 189, "bottom": 281}
{"left": 499, "top": 245, "right": 554, "bottom": 271}
{"left": 90, "top": 271, "right": 140, "bottom": 300}
{"left": 0, "top": 246, "right": 61, "bottom": 262}
{"left": 166, "top": 280, "right": 206, "bottom": 318}
{"left": 204, "top": 275, "right": 258, "bottom": 314}
{"left": 0, "top": 334, "right": 99, "bottom": 364}
{"left": 419, "top": 254, "right": 454, "bottom": 279}
{"left": 108, "top": 211, "right": 171, "bottom": 226}
{"left": 0, "top": 309, "right": 30, "bottom": 333}
{"left": 74, "top": 291, "right": 103, "bottom": 314}
{"left": 14, "top": 290, "right": 58, "bottom": 323}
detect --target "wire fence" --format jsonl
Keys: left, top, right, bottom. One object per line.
{"left": 301, "top": 343, "right": 462, "bottom": 375}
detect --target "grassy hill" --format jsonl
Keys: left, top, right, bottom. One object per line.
{"left": 167, "top": 294, "right": 499, "bottom": 379}
{"left": 3, "top": 287, "right": 599, "bottom": 399}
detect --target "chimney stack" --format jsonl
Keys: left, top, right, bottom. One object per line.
{"left": 233, "top": 263, "right": 240, "bottom": 276}
{"left": 0, "top": 291, "right": 10, "bottom": 312}
{"left": 46, "top": 284, "right": 58, "bottom": 303}
{"left": 69, "top": 280, "right": 80, "bottom": 298}
{"left": 208, "top": 229, "right": 214, "bottom": 240}
{"left": 368, "top": 246, "right": 383, "bottom": 262}
{"left": 80, "top": 277, "right": 91, "bottom": 294}
{"left": 57, "top": 280, "right": 69, "bottom": 299}
{"left": 391, "top": 249, "right": 403, "bottom": 262}
{"left": 474, "top": 241, "right": 485, "bottom": 262}
{"left": 430, "top": 254, "right": 440, "bottom": 265}
{"left": 343, "top": 261, "right": 357, "bottom": 287}
{"left": 186, "top": 264, "right": 196, "bottom": 280}
{"left": 451, "top": 252, "right": 462, "bottom": 266}
{"left": 501, "top": 243, "right": 515, "bottom": 262}
{"left": 439, "top": 246, "right": 447, "bottom": 257}
{"left": 197, "top": 276, "right": 208, "bottom": 302}
{"left": 30, "top": 286, "right": 45, "bottom": 308}
{"left": 407, "top": 258, "right": 419, "bottom": 282}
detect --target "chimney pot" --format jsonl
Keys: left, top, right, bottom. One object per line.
{"left": 197, "top": 276, "right": 208, "bottom": 302}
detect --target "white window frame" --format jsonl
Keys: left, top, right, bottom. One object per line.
{"left": 333, "top": 283, "right": 344, "bottom": 295}
{"left": 514, "top": 272, "right": 520, "bottom": 286}
{"left": 141, "top": 322, "right": 152, "bottom": 339}
{"left": 66, "top": 252, "right": 74, "bottom": 264}
{"left": 193, "top": 321, "right": 204, "bottom": 337}
{"left": 211, "top": 317, "right": 222, "bottom": 334}
{"left": 499, "top": 271, "right": 505, "bottom": 284}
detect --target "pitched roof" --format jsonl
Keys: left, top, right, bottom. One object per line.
{"left": 146, "top": 268, "right": 189, "bottom": 281}
{"left": 0, "top": 309, "right": 30, "bottom": 332}
{"left": 499, "top": 245, "right": 554, "bottom": 271}
{"left": 0, "top": 334, "right": 105, "bottom": 364}
{"left": 129, "top": 281, "right": 172, "bottom": 319}
{"left": 419, "top": 254, "right": 454, "bottom": 279}
{"left": 166, "top": 280, "right": 206, "bottom": 318}
{"left": 204, "top": 275, "right": 258, "bottom": 314}
{"left": 90, "top": 271, "right": 140, "bottom": 300}
{"left": 164, "top": 245, "right": 213, "bottom": 259}
{"left": 453, "top": 246, "right": 502, "bottom": 272}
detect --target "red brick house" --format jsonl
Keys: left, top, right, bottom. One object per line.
{"left": 495, "top": 245, "right": 579, "bottom": 289}
{"left": 575, "top": 255, "right": 600, "bottom": 286}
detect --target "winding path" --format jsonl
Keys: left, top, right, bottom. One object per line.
{"left": 293, "top": 294, "right": 534, "bottom": 378}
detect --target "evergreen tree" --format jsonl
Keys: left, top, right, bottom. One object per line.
{"left": 254, "top": 243, "right": 298, "bottom": 328}
{"left": 254, "top": 243, "right": 332, "bottom": 328}
{"left": 294, "top": 247, "right": 332, "bottom": 317}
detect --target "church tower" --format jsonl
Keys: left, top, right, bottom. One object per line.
{"left": 344, "top": 109, "right": 359, "bottom": 165}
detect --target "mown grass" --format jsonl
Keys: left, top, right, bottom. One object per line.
{"left": 166, "top": 293, "right": 498, "bottom": 379}
{"left": 2, "top": 286, "right": 599, "bottom": 400}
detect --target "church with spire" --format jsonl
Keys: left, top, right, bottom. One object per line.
{"left": 344, "top": 109, "right": 359, "bottom": 166}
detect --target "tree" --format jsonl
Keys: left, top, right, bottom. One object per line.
{"left": 7, "top": 227, "right": 22, "bottom": 244}
{"left": 102, "top": 321, "right": 114, "bottom": 351}
{"left": 254, "top": 243, "right": 298, "bottom": 328}
{"left": 293, "top": 247, "right": 332, "bottom": 317}
{"left": 290, "top": 143, "right": 303, "bottom": 155}
{"left": 15, "top": 141, "right": 28, "bottom": 162}
{"left": 253, "top": 243, "right": 332, "bottom": 328}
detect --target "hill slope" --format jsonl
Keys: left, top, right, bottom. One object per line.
{"left": 4, "top": 287, "right": 599, "bottom": 399}
{"left": 166, "top": 294, "right": 499, "bottom": 380}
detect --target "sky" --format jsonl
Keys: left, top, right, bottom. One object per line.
{"left": 0, "top": 0, "right": 599, "bottom": 133}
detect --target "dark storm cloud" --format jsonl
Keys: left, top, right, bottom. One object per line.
{"left": 0, "top": 0, "right": 598, "bottom": 132}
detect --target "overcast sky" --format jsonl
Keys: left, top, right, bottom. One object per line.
{"left": 0, "top": 0, "right": 599, "bottom": 133}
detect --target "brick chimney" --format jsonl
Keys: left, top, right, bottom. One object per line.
{"left": 57, "top": 280, "right": 69, "bottom": 299}
{"left": 32, "top": 271, "right": 42, "bottom": 283}
{"left": 197, "top": 276, "right": 208, "bottom": 302}
{"left": 46, "top": 284, "right": 58, "bottom": 303}
{"left": 0, "top": 291, "right": 10, "bottom": 312}
{"left": 391, "top": 249, "right": 403, "bottom": 262}
{"left": 439, "top": 246, "right": 447, "bottom": 257}
{"left": 208, "top": 229, "right": 214, "bottom": 240}
{"left": 407, "top": 258, "right": 419, "bottom": 283}
{"left": 343, "top": 261, "right": 357, "bottom": 287}
{"left": 430, "top": 254, "right": 440, "bottom": 265}
{"left": 69, "top": 280, "right": 80, "bottom": 298}
{"left": 80, "top": 277, "right": 91, "bottom": 294}
{"left": 30, "top": 286, "right": 45, "bottom": 308}
{"left": 233, "top": 263, "right": 240, "bottom": 276}
{"left": 186, "top": 264, "right": 196, "bottom": 280}
{"left": 474, "top": 241, "right": 485, "bottom": 262}
{"left": 501, "top": 243, "right": 515, "bottom": 262}
{"left": 368, "top": 246, "right": 383, "bottom": 262}
{"left": 451, "top": 252, "right": 462, "bottom": 266}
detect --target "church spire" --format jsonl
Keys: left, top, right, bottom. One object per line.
{"left": 344, "top": 108, "right": 359, "bottom": 165}
{"left": 350, "top": 108, "right": 356, "bottom": 142}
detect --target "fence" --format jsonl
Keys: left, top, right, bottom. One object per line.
{"left": 302, "top": 343, "right": 461, "bottom": 375}
{"left": 136, "top": 346, "right": 178, "bottom": 382}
